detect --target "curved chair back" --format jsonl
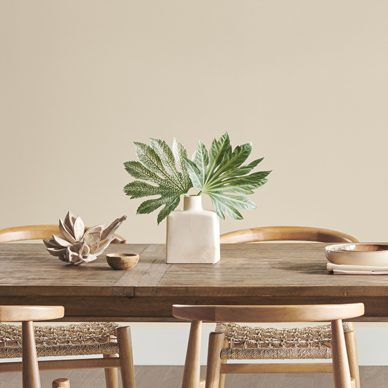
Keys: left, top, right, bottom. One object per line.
{"left": 0, "top": 225, "right": 60, "bottom": 243}
{"left": 0, "top": 225, "right": 126, "bottom": 243}
{"left": 173, "top": 303, "right": 365, "bottom": 323}
{"left": 221, "top": 226, "right": 358, "bottom": 244}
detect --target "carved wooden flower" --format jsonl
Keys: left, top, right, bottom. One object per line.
{"left": 43, "top": 212, "right": 126, "bottom": 265}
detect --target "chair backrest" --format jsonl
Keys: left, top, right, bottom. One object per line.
{"left": 0, "top": 225, "right": 61, "bottom": 243}
{"left": 0, "top": 225, "right": 127, "bottom": 243}
{"left": 0, "top": 305, "right": 64, "bottom": 322}
{"left": 172, "top": 303, "right": 365, "bottom": 323}
{"left": 221, "top": 226, "right": 358, "bottom": 244}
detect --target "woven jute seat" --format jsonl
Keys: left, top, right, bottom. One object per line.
{"left": 0, "top": 322, "right": 119, "bottom": 358}
{"left": 216, "top": 322, "right": 352, "bottom": 360}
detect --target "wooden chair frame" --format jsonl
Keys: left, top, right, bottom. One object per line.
{"left": 0, "top": 225, "right": 134, "bottom": 388}
{"left": 0, "top": 225, "right": 127, "bottom": 244}
{"left": 0, "top": 305, "right": 65, "bottom": 388}
{"left": 189, "top": 225, "right": 361, "bottom": 388}
{"left": 220, "top": 226, "right": 359, "bottom": 244}
{"left": 173, "top": 303, "right": 364, "bottom": 388}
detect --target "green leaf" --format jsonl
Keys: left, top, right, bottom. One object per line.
{"left": 211, "top": 143, "right": 252, "bottom": 177}
{"left": 221, "top": 171, "right": 271, "bottom": 188}
{"left": 245, "top": 157, "right": 264, "bottom": 170}
{"left": 193, "top": 142, "right": 209, "bottom": 185}
{"left": 136, "top": 196, "right": 180, "bottom": 224}
{"left": 205, "top": 133, "right": 231, "bottom": 182}
{"left": 185, "top": 158, "right": 202, "bottom": 190}
{"left": 134, "top": 142, "right": 170, "bottom": 180}
{"left": 236, "top": 157, "right": 264, "bottom": 175}
{"left": 209, "top": 133, "right": 231, "bottom": 164}
{"left": 124, "top": 181, "right": 160, "bottom": 198}
{"left": 209, "top": 192, "right": 256, "bottom": 219}
{"left": 157, "top": 197, "right": 180, "bottom": 224}
{"left": 184, "top": 133, "right": 270, "bottom": 220}
{"left": 124, "top": 139, "right": 192, "bottom": 223}
{"left": 172, "top": 138, "right": 191, "bottom": 187}
{"left": 136, "top": 198, "right": 166, "bottom": 214}
{"left": 209, "top": 194, "right": 244, "bottom": 220}
{"left": 124, "top": 161, "right": 163, "bottom": 183}
{"left": 150, "top": 139, "right": 182, "bottom": 187}
{"left": 124, "top": 134, "right": 270, "bottom": 222}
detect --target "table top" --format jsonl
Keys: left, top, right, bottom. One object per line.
{"left": 1, "top": 243, "right": 387, "bottom": 320}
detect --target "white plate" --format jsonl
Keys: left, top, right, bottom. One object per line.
{"left": 325, "top": 243, "right": 388, "bottom": 266}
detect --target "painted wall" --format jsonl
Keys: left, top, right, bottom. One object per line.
{"left": 1, "top": 0, "right": 388, "bottom": 365}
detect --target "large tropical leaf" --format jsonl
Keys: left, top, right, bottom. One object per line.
{"left": 124, "top": 139, "right": 192, "bottom": 223}
{"left": 185, "top": 133, "right": 271, "bottom": 219}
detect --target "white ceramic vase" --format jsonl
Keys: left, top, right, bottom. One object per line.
{"left": 166, "top": 195, "right": 220, "bottom": 264}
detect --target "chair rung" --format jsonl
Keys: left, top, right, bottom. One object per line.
{"left": 221, "top": 363, "right": 333, "bottom": 374}
{"left": 0, "top": 357, "right": 120, "bottom": 372}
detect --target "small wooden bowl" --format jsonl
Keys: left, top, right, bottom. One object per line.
{"left": 106, "top": 253, "right": 139, "bottom": 270}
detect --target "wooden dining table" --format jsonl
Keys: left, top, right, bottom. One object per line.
{"left": 1, "top": 242, "right": 388, "bottom": 322}
{"left": 1, "top": 241, "right": 385, "bottom": 388}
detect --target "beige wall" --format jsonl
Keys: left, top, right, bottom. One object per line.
{"left": 1, "top": 0, "right": 388, "bottom": 242}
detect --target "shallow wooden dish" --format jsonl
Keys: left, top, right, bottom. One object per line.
{"left": 325, "top": 243, "right": 388, "bottom": 266}
{"left": 106, "top": 253, "right": 139, "bottom": 270}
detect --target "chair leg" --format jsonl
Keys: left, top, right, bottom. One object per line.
{"left": 205, "top": 332, "right": 225, "bottom": 388}
{"left": 182, "top": 320, "right": 202, "bottom": 388}
{"left": 117, "top": 326, "right": 136, "bottom": 388}
{"left": 344, "top": 324, "right": 361, "bottom": 388}
{"left": 103, "top": 354, "right": 119, "bottom": 388}
{"left": 22, "top": 321, "right": 41, "bottom": 388}
{"left": 331, "top": 320, "right": 352, "bottom": 388}
{"left": 52, "top": 378, "right": 70, "bottom": 388}
{"left": 218, "top": 358, "right": 226, "bottom": 388}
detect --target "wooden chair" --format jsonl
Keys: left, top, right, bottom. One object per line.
{"left": 0, "top": 305, "right": 66, "bottom": 388}
{"left": 218, "top": 226, "right": 360, "bottom": 388}
{"left": 0, "top": 225, "right": 127, "bottom": 244}
{"left": 0, "top": 225, "right": 135, "bottom": 388}
{"left": 220, "top": 226, "right": 358, "bottom": 244}
{"left": 173, "top": 303, "right": 365, "bottom": 388}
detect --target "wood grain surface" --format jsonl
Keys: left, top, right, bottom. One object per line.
{"left": 1, "top": 243, "right": 388, "bottom": 321}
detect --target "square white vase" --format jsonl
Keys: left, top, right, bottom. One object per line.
{"left": 166, "top": 195, "right": 220, "bottom": 264}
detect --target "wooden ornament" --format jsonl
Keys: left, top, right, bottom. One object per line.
{"left": 43, "top": 212, "right": 127, "bottom": 265}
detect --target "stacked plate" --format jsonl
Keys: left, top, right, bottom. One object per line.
{"left": 325, "top": 243, "right": 388, "bottom": 274}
